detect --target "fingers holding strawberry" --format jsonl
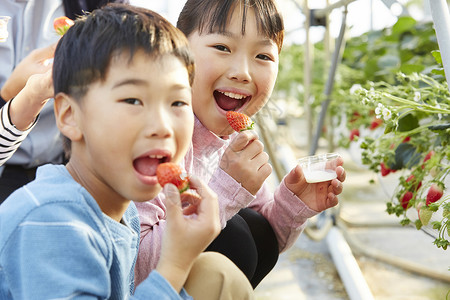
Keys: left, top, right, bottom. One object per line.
{"left": 157, "top": 162, "right": 200, "bottom": 215}
{"left": 220, "top": 130, "right": 272, "bottom": 195}
{"left": 220, "top": 111, "right": 272, "bottom": 195}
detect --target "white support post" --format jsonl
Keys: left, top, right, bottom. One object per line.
{"left": 428, "top": 0, "right": 450, "bottom": 90}
{"left": 326, "top": 227, "right": 375, "bottom": 300}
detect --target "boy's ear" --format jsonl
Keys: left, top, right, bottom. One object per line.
{"left": 54, "top": 92, "right": 82, "bottom": 142}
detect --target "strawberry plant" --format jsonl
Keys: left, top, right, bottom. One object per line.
{"left": 353, "top": 71, "right": 450, "bottom": 250}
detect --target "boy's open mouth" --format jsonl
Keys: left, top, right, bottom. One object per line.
{"left": 214, "top": 90, "right": 250, "bottom": 112}
{"left": 133, "top": 154, "right": 170, "bottom": 177}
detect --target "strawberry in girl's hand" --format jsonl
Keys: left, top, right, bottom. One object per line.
{"left": 226, "top": 111, "right": 254, "bottom": 132}
{"left": 426, "top": 183, "right": 444, "bottom": 206}
{"left": 53, "top": 16, "right": 74, "bottom": 36}
{"left": 157, "top": 162, "right": 190, "bottom": 193}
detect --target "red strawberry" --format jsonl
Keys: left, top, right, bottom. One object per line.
{"left": 380, "top": 162, "right": 391, "bottom": 176}
{"left": 226, "top": 111, "right": 254, "bottom": 132}
{"left": 402, "top": 136, "right": 411, "bottom": 143}
{"left": 349, "top": 111, "right": 361, "bottom": 123}
{"left": 426, "top": 183, "right": 444, "bottom": 206}
{"left": 406, "top": 174, "right": 422, "bottom": 191}
{"left": 400, "top": 191, "right": 413, "bottom": 209}
{"left": 156, "top": 162, "right": 190, "bottom": 193}
{"left": 369, "top": 118, "right": 383, "bottom": 130}
{"left": 349, "top": 128, "right": 360, "bottom": 141}
{"left": 421, "top": 150, "right": 435, "bottom": 169}
{"left": 53, "top": 16, "right": 74, "bottom": 36}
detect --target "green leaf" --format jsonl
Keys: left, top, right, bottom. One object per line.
{"left": 391, "top": 143, "right": 422, "bottom": 169}
{"left": 397, "top": 113, "right": 419, "bottom": 132}
{"left": 392, "top": 17, "right": 417, "bottom": 35}
{"left": 431, "top": 50, "right": 442, "bottom": 65}
{"left": 400, "top": 64, "right": 424, "bottom": 74}
{"left": 378, "top": 54, "right": 401, "bottom": 69}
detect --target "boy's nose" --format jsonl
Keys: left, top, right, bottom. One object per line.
{"left": 145, "top": 110, "right": 172, "bottom": 138}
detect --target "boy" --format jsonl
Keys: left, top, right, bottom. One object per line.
{"left": 0, "top": 4, "right": 253, "bottom": 299}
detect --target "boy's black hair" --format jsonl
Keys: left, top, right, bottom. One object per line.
{"left": 53, "top": 3, "right": 195, "bottom": 100}
{"left": 176, "top": 0, "right": 284, "bottom": 53}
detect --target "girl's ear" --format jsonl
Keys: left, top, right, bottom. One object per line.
{"left": 54, "top": 93, "right": 82, "bottom": 142}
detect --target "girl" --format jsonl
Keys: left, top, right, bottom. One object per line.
{"left": 136, "top": 0, "right": 346, "bottom": 289}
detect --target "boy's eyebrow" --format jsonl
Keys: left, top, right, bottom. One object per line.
{"left": 112, "top": 78, "right": 148, "bottom": 89}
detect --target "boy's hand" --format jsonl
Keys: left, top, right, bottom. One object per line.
{"left": 220, "top": 130, "right": 272, "bottom": 195}
{"left": 156, "top": 175, "right": 220, "bottom": 292}
{"left": 284, "top": 156, "right": 346, "bottom": 212}
{"left": 1, "top": 43, "right": 57, "bottom": 101}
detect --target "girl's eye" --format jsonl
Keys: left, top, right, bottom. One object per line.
{"left": 123, "top": 98, "right": 142, "bottom": 105}
{"left": 256, "top": 54, "right": 273, "bottom": 61}
{"left": 213, "top": 45, "right": 230, "bottom": 52}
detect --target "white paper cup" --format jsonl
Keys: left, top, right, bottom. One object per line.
{"left": 298, "top": 153, "right": 340, "bottom": 183}
{"left": 0, "top": 16, "right": 11, "bottom": 42}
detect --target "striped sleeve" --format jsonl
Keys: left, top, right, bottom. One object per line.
{"left": 0, "top": 99, "right": 38, "bottom": 166}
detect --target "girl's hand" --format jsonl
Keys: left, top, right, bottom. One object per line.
{"left": 220, "top": 130, "right": 272, "bottom": 195}
{"left": 156, "top": 175, "right": 220, "bottom": 292}
{"left": 284, "top": 156, "right": 346, "bottom": 212}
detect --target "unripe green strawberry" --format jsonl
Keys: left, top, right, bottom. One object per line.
{"left": 226, "top": 111, "right": 254, "bottom": 132}
{"left": 156, "top": 162, "right": 190, "bottom": 193}
{"left": 417, "top": 202, "right": 432, "bottom": 226}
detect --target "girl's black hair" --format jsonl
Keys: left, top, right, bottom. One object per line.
{"left": 177, "top": 0, "right": 284, "bottom": 53}
{"left": 53, "top": 3, "right": 194, "bottom": 100}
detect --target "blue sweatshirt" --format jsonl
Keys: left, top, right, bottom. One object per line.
{"left": 0, "top": 164, "right": 192, "bottom": 299}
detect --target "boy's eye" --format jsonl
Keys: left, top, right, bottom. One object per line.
{"left": 256, "top": 54, "right": 273, "bottom": 61}
{"left": 123, "top": 98, "right": 142, "bottom": 105}
{"left": 213, "top": 45, "right": 230, "bottom": 52}
{"left": 172, "top": 100, "right": 188, "bottom": 107}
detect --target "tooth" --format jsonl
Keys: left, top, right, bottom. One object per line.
{"left": 221, "top": 91, "right": 245, "bottom": 100}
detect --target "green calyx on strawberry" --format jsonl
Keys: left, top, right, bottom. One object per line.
{"left": 53, "top": 16, "right": 74, "bottom": 36}
{"left": 156, "top": 162, "right": 190, "bottom": 194}
{"left": 226, "top": 111, "right": 254, "bottom": 132}
{"left": 426, "top": 182, "right": 444, "bottom": 206}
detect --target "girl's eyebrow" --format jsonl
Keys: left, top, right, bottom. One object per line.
{"left": 216, "top": 30, "right": 275, "bottom": 47}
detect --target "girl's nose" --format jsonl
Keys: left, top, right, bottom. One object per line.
{"left": 228, "top": 56, "right": 251, "bottom": 83}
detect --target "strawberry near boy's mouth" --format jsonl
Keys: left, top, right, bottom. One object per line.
{"left": 214, "top": 90, "right": 250, "bottom": 112}
{"left": 133, "top": 154, "right": 170, "bottom": 177}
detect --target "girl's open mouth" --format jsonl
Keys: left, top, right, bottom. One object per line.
{"left": 214, "top": 90, "right": 251, "bottom": 112}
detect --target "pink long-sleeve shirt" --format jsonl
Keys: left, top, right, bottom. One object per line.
{"left": 134, "top": 117, "right": 318, "bottom": 286}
